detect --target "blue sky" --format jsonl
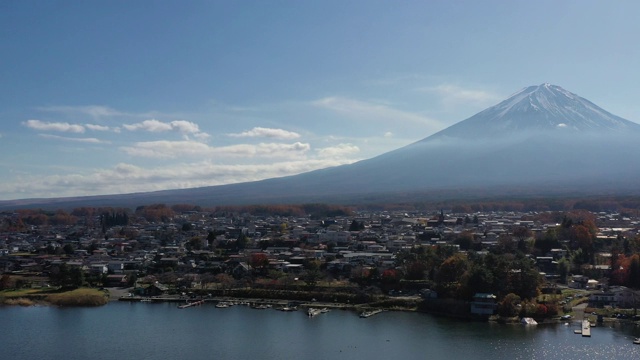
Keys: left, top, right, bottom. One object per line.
{"left": 1, "top": 0, "right": 639, "bottom": 200}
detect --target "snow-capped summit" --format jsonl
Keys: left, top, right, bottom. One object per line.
{"left": 427, "top": 83, "right": 640, "bottom": 140}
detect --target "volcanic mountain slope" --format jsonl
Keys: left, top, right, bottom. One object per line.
{"left": 2, "top": 83, "right": 640, "bottom": 209}
{"left": 264, "top": 83, "right": 640, "bottom": 200}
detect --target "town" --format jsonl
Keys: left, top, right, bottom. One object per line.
{"left": 1, "top": 202, "right": 640, "bottom": 322}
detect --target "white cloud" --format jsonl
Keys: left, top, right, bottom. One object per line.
{"left": 38, "top": 134, "right": 110, "bottom": 144}
{"left": 228, "top": 127, "right": 301, "bottom": 140}
{"left": 23, "top": 119, "right": 85, "bottom": 133}
{"left": 0, "top": 158, "right": 357, "bottom": 199}
{"left": 123, "top": 119, "right": 173, "bottom": 132}
{"left": 384, "top": 132, "right": 393, "bottom": 138}
{"left": 419, "top": 84, "right": 502, "bottom": 107}
{"left": 312, "top": 96, "right": 442, "bottom": 130}
{"left": 123, "top": 119, "right": 210, "bottom": 138}
{"left": 316, "top": 143, "right": 360, "bottom": 158}
{"left": 86, "top": 124, "right": 111, "bottom": 131}
{"left": 217, "top": 142, "right": 310, "bottom": 158}
{"left": 170, "top": 120, "right": 200, "bottom": 134}
{"left": 120, "top": 140, "right": 311, "bottom": 159}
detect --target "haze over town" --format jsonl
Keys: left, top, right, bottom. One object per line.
{"left": 1, "top": 1, "right": 639, "bottom": 200}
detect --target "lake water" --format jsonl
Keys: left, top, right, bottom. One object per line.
{"left": 3, "top": 302, "right": 640, "bottom": 360}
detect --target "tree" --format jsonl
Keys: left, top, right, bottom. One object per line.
{"left": 404, "top": 261, "right": 427, "bottom": 280}
{"left": 557, "top": 258, "right": 570, "bottom": 284}
{"left": 454, "top": 231, "right": 474, "bottom": 251}
{"left": 535, "top": 228, "right": 560, "bottom": 255}
{"left": 461, "top": 264, "right": 495, "bottom": 299}
{"left": 498, "top": 293, "right": 521, "bottom": 317}
{"left": 380, "top": 269, "right": 400, "bottom": 292}
{"left": 628, "top": 254, "right": 640, "bottom": 289}
{"left": 0, "top": 274, "right": 13, "bottom": 290}
{"left": 236, "top": 233, "right": 248, "bottom": 250}
{"left": 215, "top": 273, "right": 234, "bottom": 290}
{"left": 303, "top": 268, "right": 322, "bottom": 289}
{"left": 249, "top": 253, "right": 270, "bottom": 275}
{"left": 186, "top": 237, "right": 203, "bottom": 251}
{"left": 63, "top": 244, "right": 75, "bottom": 255}
{"left": 435, "top": 253, "right": 469, "bottom": 298}
{"left": 69, "top": 267, "right": 85, "bottom": 288}
{"left": 349, "top": 220, "right": 364, "bottom": 231}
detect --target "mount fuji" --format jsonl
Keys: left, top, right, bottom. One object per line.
{"left": 4, "top": 84, "right": 640, "bottom": 209}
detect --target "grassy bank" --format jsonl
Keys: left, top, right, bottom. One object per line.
{"left": 1, "top": 287, "right": 109, "bottom": 307}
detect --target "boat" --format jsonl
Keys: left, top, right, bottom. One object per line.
{"left": 140, "top": 298, "right": 152, "bottom": 303}
{"left": 307, "top": 308, "right": 322, "bottom": 317}
{"left": 520, "top": 317, "right": 538, "bottom": 325}
{"left": 320, "top": 308, "right": 330, "bottom": 313}
{"left": 633, "top": 338, "right": 640, "bottom": 345}
{"left": 360, "top": 309, "right": 383, "bottom": 318}
{"left": 215, "top": 301, "right": 231, "bottom": 308}
{"left": 251, "top": 304, "right": 270, "bottom": 310}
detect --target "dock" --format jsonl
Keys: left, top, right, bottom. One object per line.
{"left": 581, "top": 320, "right": 591, "bottom": 337}
{"left": 178, "top": 299, "right": 205, "bottom": 309}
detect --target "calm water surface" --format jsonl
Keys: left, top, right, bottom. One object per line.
{"left": 3, "top": 302, "right": 640, "bottom": 360}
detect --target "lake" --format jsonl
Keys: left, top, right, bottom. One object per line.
{"left": 3, "top": 302, "right": 640, "bottom": 360}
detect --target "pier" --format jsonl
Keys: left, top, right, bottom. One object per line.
{"left": 581, "top": 320, "right": 591, "bottom": 337}
{"left": 178, "top": 299, "right": 205, "bottom": 309}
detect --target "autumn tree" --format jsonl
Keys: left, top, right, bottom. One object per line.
{"left": 380, "top": 269, "right": 401, "bottom": 292}
{"left": 0, "top": 274, "right": 14, "bottom": 290}
{"left": 249, "top": 253, "right": 270, "bottom": 276}
{"left": 135, "top": 204, "right": 174, "bottom": 222}
{"left": 498, "top": 293, "right": 521, "bottom": 317}
{"left": 435, "top": 253, "right": 469, "bottom": 298}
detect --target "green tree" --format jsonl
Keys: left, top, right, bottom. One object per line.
{"left": 63, "top": 243, "right": 75, "bottom": 255}
{"left": 303, "top": 260, "right": 322, "bottom": 289}
{"left": 454, "top": 231, "right": 474, "bottom": 251}
{"left": 628, "top": 254, "right": 640, "bottom": 289}
{"left": 557, "top": 257, "right": 570, "bottom": 284}
{"left": 69, "top": 267, "right": 85, "bottom": 288}
{"left": 462, "top": 264, "right": 495, "bottom": 299}
{"left": 236, "top": 233, "right": 248, "bottom": 250}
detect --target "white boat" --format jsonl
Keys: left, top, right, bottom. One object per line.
{"left": 633, "top": 338, "right": 640, "bottom": 345}
{"left": 520, "top": 317, "right": 537, "bottom": 325}
{"left": 360, "top": 309, "right": 383, "bottom": 318}
{"left": 308, "top": 308, "right": 322, "bottom": 317}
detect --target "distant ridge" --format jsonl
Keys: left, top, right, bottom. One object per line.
{"left": 2, "top": 84, "right": 640, "bottom": 210}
